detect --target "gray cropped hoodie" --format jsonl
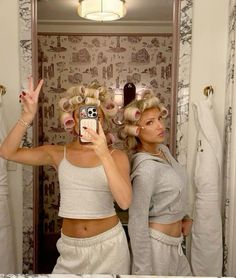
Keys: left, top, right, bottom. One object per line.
{"left": 128, "top": 144, "right": 190, "bottom": 275}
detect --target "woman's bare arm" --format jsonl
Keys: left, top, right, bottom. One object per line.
{"left": 83, "top": 122, "right": 132, "bottom": 210}
{"left": 101, "top": 149, "right": 132, "bottom": 210}
{"left": 0, "top": 78, "right": 55, "bottom": 166}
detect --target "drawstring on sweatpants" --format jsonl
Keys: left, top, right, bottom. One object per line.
{"left": 178, "top": 243, "right": 183, "bottom": 256}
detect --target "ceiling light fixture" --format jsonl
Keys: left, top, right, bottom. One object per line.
{"left": 78, "top": 0, "right": 126, "bottom": 22}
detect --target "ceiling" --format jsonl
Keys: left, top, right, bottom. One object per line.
{"left": 37, "top": 0, "right": 174, "bottom": 24}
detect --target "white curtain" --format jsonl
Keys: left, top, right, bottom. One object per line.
{"left": 0, "top": 94, "right": 16, "bottom": 273}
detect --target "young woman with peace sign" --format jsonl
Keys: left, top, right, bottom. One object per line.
{"left": 0, "top": 77, "right": 132, "bottom": 274}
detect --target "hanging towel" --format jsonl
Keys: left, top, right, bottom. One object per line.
{"left": 0, "top": 95, "right": 16, "bottom": 273}
{"left": 191, "top": 93, "right": 223, "bottom": 276}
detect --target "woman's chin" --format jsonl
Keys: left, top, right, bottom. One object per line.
{"left": 158, "top": 137, "right": 165, "bottom": 143}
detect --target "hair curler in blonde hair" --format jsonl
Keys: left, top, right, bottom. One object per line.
{"left": 66, "top": 85, "right": 85, "bottom": 98}
{"left": 124, "top": 107, "right": 141, "bottom": 122}
{"left": 123, "top": 124, "right": 140, "bottom": 137}
{"left": 101, "top": 100, "right": 118, "bottom": 118}
{"left": 141, "top": 89, "right": 156, "bottom": 99}
{"left": 85, "top": 97, "right": 101, "bottom": 106}
{"left": 143, "top": 96, "right": 160, "bottom": 108}
{"left": 59, "top": 98, "right": 72, "bottom": 112}
{"left": 60, "top": 112, "right": 75, "bottom": 131}
{"left": 160, "top": 105, "right": 168, "bottom": 118}
{"left": 75, "top": 85, "right": 85, "bottom": 95}
{"left": 69, "top": 95, "right": 84, "bottom": 106}
{"left": 84, "top": 87, "right": 100, "bottom": 99}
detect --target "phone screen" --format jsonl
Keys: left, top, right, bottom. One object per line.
{"left": 79, "top": 106, "right": 98, "bottom": 143}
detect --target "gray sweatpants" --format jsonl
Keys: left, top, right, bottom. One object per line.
{"left": 53, "top": 221, "right": 130, "bottom": 274}
{"left": 150, "top": 228, "right": 192, "bottom": 276}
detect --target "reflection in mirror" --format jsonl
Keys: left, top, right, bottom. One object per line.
{"left": 34, "top": 0, "right": 180, "bottom": 273}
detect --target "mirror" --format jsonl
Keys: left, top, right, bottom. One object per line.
{"left": 35, "top": 0, "right": 178, "bottom": 272}
{"left": 18, "top": 0, "right": 193, "bottom": 273}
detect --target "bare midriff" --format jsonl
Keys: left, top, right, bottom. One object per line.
{"left": 62, "top": 214, "right": 119, "bottom": 238}
{"left": 149, "top": 220, "right": 183, "bottom": 237}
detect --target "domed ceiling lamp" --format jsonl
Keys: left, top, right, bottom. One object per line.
{"left": 78, "top": 0, "right": 127, "bottom": 22}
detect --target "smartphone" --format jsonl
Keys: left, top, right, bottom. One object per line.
{"left": 79, "top": 105, "right": 98, "bottom": 143}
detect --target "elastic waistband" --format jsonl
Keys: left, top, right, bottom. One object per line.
{"left": 61, "top": 221, "right": 123, "bottom": 247}
{"left": 149, "top": 228, "right": 183, "bottom": 246}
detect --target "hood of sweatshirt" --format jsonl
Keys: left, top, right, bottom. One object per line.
{"left": 130, "top": 144, "right": 171, "bottom": 179}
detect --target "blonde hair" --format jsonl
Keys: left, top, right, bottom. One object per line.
{"left": 59, "top": 82, "right": 118, "bottom": 133}
{"left": 121, "top": 89, "right": 168, "bottom": 150}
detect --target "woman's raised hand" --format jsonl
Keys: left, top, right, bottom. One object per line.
{"left": 20, "top": 77, "right": 44, "bottom": 122}
{"left": 83, "top": 121, "right": 110, "bottom": 159}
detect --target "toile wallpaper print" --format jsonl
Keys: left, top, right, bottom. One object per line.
{"left": 38, "top": 34, "right": 173, "bottom": 234}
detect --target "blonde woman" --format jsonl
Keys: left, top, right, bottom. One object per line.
{"left": 121, "top": 90, "right": 192, "bottom": 276}
{"left": 0, "top": 78, "right": 131, "bottom": 274}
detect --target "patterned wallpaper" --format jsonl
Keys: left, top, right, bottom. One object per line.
{"left": 19, "top": 0, "right": 193, "bottom": 272}
{"left": 38, "top": 34, "right": 173, "bottom": 234}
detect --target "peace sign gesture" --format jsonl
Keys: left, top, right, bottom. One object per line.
{"left": 20, "top": 77, "right": 44, "bottom": 122}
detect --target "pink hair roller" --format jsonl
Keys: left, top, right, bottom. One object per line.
{"left": 102, "top": 101, "right": 118, "bottom": 117}
{"left": 60, "top": 112, "right": 75, "bottom": 131}
{"left": 59, "top": 98, "right": 72, "bottom": 112}
{"left": 124, "top": 107, "right": 141, "bottom": 122}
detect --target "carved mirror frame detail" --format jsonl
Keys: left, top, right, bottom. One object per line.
{"left": 222, "top": 0, "right": 236, "bottom": 275}
{"left": 18, "top": 0, "right": 193, "bottom": 273}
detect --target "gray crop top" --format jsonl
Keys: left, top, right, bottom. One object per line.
{"left": 58, "top": 147, "right": 116, "bottom": 219}
{"left": 128, "top": 144, "right": 190, "bottom": 275}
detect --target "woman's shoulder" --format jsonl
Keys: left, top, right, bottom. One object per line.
{"left": 131, "top": 152, "right": 166, "bottom": 176}
{"left": 159, "top": 144, "right": 171, "bottom": 153}
{"left": 110, "top": 148, "right": 129, "bottom": 159}
{"left": 41, "top": 144, "right": 64, "bottom": 153}
{"left": 41, "top": 144, "right": 65, "bottom": 162}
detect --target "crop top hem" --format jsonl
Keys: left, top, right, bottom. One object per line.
{"left": 149, "top": 212, "right": 185, "bottom": 224}
{"left": 58, "top": 211, "right": 117, "bottom": 219}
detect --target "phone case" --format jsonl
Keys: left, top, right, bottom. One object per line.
{"left": 79, "top": 105, "right": 98, "bottom": 143}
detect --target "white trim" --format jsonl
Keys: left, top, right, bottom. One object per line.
{"left": 37, "top": 19, "right": 172, "bottom": 27}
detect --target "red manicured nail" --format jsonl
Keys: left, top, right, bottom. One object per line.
{"left": 22, "top": 91, "right": 26, "bottom": 96}
{"left": 83, "top": 127, "right": 87, "bottom": 129}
